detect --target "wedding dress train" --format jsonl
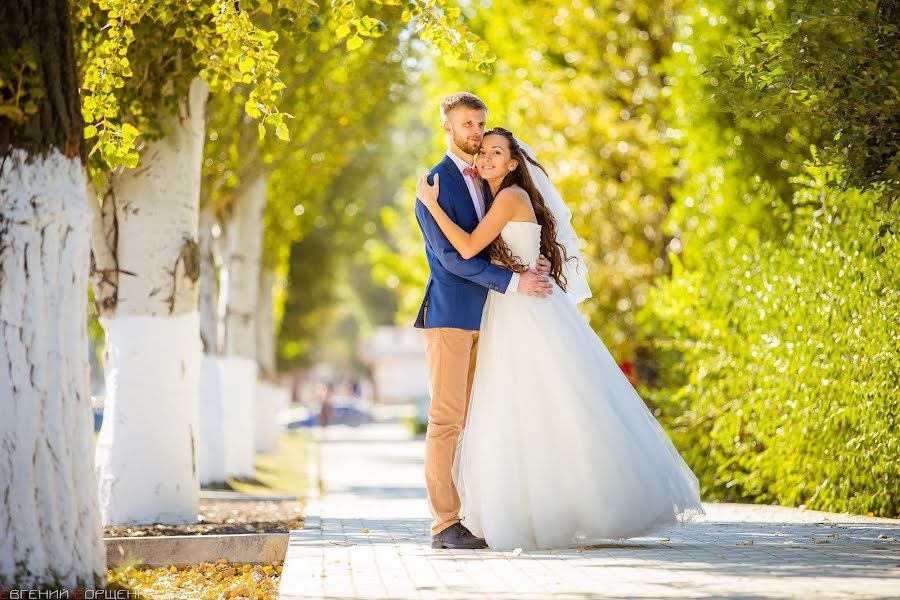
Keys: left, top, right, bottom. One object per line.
{"left": 455, "top": 221, "right": 704, "bottom": 550}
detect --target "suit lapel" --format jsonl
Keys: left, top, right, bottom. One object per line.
{"left": 440, "top": 155, "right": 478, "bottom": 226}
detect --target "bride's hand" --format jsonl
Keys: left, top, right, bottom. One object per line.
{"left": 416, "top": 173, "right": 440, "bottom": 212}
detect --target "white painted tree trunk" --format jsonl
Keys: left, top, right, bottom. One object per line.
{"left": 255, "top": 269, "right": 281, "bottom": 453}
{"left": 219, "top": 356, "right": 257, "bottom": 476}
{"left": 256, "top": 268, "right": 277, "bottom": 380}
{"left": 198, "top": 355, "right": 228, "bottom": 484}
{"left": 255, "top": 382, "right": 288, "bottom": 454}
{"left": 95, "top": 77, "right": 208, "bottom": 525}
{"left": 219, "top": 175, "right": 266, "bottom": 477}
{"left": 197, "top": 208, "right": 228, "bottom": 484}
{"left": 199, "top": 207, "right": 220, "bottom": 355}
{"left": 223, "top": 175, "right": 267, "bottom": 358}
{"left": 0, "top": 149, "right": 106, "bottom": 589}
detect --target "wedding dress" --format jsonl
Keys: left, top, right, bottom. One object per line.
{"left": 454, "top": 221, "right": 704, "bottom": 550}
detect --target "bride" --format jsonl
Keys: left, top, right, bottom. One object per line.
{"left": 415, "top": 127, "right": 704, "bottom": 551}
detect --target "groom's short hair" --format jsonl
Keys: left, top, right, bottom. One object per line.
{"left": 440, "top": 92, "right": 487, "bottom": 120}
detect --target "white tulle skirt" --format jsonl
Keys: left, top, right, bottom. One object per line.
{"left": 454, "top": 286, "right": 704, "bottom": 551}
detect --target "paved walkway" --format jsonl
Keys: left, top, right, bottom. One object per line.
{"left": 280, "top": 421, "right": 900, "bottom": 599}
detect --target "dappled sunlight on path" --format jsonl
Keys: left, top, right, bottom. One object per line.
{"left": 280, "top": 421, "right": 900, "bottom": 599}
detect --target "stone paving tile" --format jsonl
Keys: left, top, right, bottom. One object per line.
{"left": 280, "top": 423, "right": 900, "bottom": 599}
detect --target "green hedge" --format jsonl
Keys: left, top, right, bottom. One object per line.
{"left": 640, "top": 169, "right": 899, "bottom": 516}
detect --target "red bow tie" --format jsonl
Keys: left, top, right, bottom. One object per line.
{"left": 463, "top": 167, "right": 479, "bottom": 179}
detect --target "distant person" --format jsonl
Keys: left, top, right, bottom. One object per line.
{"left": 318, "top": 382, "right": 334, "bottom": 428}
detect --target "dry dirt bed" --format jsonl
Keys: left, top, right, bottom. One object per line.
{"left": 104, "top": 499, "right": 304, "bottom": 537}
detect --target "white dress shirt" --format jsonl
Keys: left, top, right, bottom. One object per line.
{"left": 445, "top": 151, "right": 520, "bottom": 293}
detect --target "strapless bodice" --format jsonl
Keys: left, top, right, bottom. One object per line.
{"left": 500, "top": 221, "right": 541, "bottom": 269}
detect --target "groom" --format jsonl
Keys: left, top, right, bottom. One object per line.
{"left": 414, "top": 92, "right": 553, "bottom": 549}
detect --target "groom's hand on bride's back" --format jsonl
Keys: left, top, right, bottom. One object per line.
{"left": 536, "top": 254, "right": 551, "bottom": 276}
{"left": 518, "top": 269, "right": 553, "bottom": 297}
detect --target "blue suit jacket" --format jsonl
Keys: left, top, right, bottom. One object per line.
{"left": 414, "top": 155, "right": 513, "bottom": 330}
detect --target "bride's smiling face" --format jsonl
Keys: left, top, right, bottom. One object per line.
{"left": 476, "top": 134, "right": 518, "bottom": 180}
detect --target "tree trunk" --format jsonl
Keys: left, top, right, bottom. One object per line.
{"left": 223, "top": 175, "right": 267, "bottom": 357}
{"left": 256, "top": 268, "right": 277, "bottom": 380}
{"left": 254, "top": 268, "right": 282, "bottom": 453}
{"left": 218, "top": 175, "right": 266, "bottom": 477}
{"left": 0, "top": 0, "right": 105, "bottom": 588}
{"left": 199, "top": 206, "right": 220, "bottom": 355}
{"left": 94, "top": 77, "right": 208, "bottom": 525}
{"left": 197, "top": 207, "right": 227, "bottom": 484}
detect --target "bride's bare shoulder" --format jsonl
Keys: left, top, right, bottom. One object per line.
{"left": 494, "top": 185, "right": 530, "bottom": 206}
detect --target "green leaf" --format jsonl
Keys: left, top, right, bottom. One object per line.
{"left": 275, "top": 122, "right": 290, "bottom": 141}
{"left": 238, "top": 56, "right": 256, "bottom": 74}
{"left": 346, "top": 35, "right": 364, "bottom": 51}
{"left": 84, "top": 125, "right": 98, "bottom": 139}
{"left": 475, "top": 62, "right": 494, "bottom": 75}
{"left": 122, "top": 152, "right": 140, "bottom": 168}
{"left": 336, "top": 23, "right": 352, "bottom": 39}
{"left": 121, "top": 123, "right": 140, "bottom": 143}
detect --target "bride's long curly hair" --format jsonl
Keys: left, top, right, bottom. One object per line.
{"left": 482, "top": 127, "right": 569, "bottom": 290}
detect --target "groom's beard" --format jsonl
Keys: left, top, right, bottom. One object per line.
{"left": 453, "top": 133, "right": 481, "bottom": 156}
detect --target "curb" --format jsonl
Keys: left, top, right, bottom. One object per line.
{"left": 105, "top": 533, "right": 288, "bottom": 568}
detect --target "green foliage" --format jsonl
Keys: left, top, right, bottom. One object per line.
{"left": 0, "top": 47, "right": 43, "bottom": 124}
{"left": 72, "top": 0, "right": 496, "bottom": 170}
{"left": 710, "top": 0, "right": 900, "bottom": 192}
{"left": 74, "top": 0, "right": 291, "bottom": 167}
{"left": 275, "top": 125, "right": 406, "bottom": 370}
{"left": 640, "top": 0, "right": 900, "bottom": 515}
{"left": 278, "top": 230, "right": 339, "bottom": 368}
{"left": 640, "top": 167, "right": 899, "bottom": 516}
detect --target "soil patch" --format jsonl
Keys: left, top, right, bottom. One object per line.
{"left": 103, "top": 499, "right": 304, "bottom": 537}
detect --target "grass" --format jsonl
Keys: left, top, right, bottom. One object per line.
{"left": 225, "top": 431, "right": 313, "bottom": 498}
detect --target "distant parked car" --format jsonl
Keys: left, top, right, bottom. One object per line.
{"left": 279, "top": 402, "right": 372, "bottom": 428}
{"left": 328, "top": 403, "right": 372, "bottom": 427}
{"left": 280, "top": 405, "right": 317, "bottom": 429}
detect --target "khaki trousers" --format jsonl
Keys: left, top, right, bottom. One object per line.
{"left": 423, "top": 327, "right": 479, "bottom": 535}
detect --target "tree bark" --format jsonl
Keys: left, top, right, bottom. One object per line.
{"left": 94, "top": 77, "right": 208, "bottom": 525}
{"left": 222, "top": 175, "right": 267, "bottom": 358}
{"left": 218, "top": 175, "right": 266, "bottom": 477}
{"left": 254, "top": 268, "right": 282, "bottom": 453}
{"left": 197, "top": 207, "right": 227, "bottom": 484}
{"left": 256, "top": 268, "right": 277, "bottom": 380}
{"left": 0, "top": 0, "right": 105, "bottom": 588}
{"left": 199, "top": 207, "right": 220, "bottom": 355}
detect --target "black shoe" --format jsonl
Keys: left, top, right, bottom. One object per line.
{"left": 431, "top": 522, "right": 488, "bottom": 549}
